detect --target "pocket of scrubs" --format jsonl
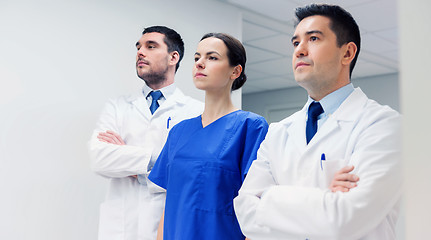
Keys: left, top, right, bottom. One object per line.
{"left": 98, "top": 199, "right": 125, "bottom": 239}
{"left": 197, "top": 164, "right": 240, "bottom": 215}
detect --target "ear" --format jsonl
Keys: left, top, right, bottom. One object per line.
{"left": 341, "top": 42, "right": 357, "bottom": 66}
{"left": 230, "top": 65, "right": 243, "bottom": 80}
{"left": 169, "top": 51, "right": 180, "bottom": 66}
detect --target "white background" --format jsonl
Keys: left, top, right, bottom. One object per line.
{"left": 0, "top": 0, "right": 241, "bottom": 239}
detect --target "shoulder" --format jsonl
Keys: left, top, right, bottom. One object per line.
{"left": 262, "top": 107, "right": 305, "bottom": 138}
{"left": 178, "top": 90, "right": 202, "bottom": 104}
{"left": 183, "top": 96, "right": 205, "bottom": 109}
{"left": 276, "top": 107, "right": 305, "bottom": 126}
{"left": 334, "top": 89, "right": 402, "bottom": 139}
{"left": 364, "top": 98, "right": 400, "bottom": 118}
{"left": 236, "top": 111, "right": 269, "bottom": 129}
{"left": 361, "top": 98, "right": 401, "bottom": 130}
{"left": 353, "top": 89, "right": 401, "bottom": 124}
{"left": 173, "top": 88, "right": 204, "bottom": 111}
{"left": 102, "top": 94, "right": 137, "bottom": 110}
{"left": 169, "top": 115, "right": 200, "bottom": 133}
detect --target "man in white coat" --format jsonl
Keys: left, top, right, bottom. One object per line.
{"left": 88, "top": 26, "right": 203, "bottom": 240}
{"left": 234, "top": 4, "right": 402, "bottom": 240}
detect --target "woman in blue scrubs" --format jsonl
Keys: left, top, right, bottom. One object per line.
{"left": 149, "top": 33, "right": 268, "bottom": 240}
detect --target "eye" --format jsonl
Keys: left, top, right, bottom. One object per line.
{"left": 194, "top": 56, "right": 200, "bottom": 62}
{"left": 209, "top": 56, "right": 218, "bottom": 60}
{"left": 148, "top": 45, "right": 156, "bottom": 49}
{"left": 292, "top": 41, "right": 299, "bottom": 47}
{"left": 310, "top": 36, "right": 318, "bottom": 41}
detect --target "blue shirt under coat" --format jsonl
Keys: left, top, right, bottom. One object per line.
{"left": 306, "top": 83, "right": 354, "bottom": 130}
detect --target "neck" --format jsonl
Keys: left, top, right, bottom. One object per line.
{"left": 309, "top": 75, "right": 350, "bottom": 101}
{"left": 201, "top": 89, "right": 238, "bottom": 127}
{"left": 147, "top": 69, "right": 176, "bottom": 90}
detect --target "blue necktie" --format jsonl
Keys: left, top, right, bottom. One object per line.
{"left": 306, "top": 101, "right": 324, "bottom": 144}
{"left": 149, "top": 90, "right": 163, "bottom": 114}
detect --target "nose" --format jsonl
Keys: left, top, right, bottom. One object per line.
{"left": 294, "top": 41, "right": 307, "bottom": 58}
{"left": 195, "top": 58, "right": 205, "bottom": 69}
{"left": 137, "top": 48, "right": 145, "bottom": 58}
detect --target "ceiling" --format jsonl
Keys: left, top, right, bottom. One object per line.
{"left": 215, "top": 0, "right": 399, "bottom": 94}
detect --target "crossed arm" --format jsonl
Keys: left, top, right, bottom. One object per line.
{"left": 97, "top": 130, "right": 125, "bottom": 145}
{"left": 234, "top": 118, "right": 402, "bottom": 239}
{"left": 89, "top": 125, "right": 153, "bottom": 178}
{"left": 94, "top": 130, "right": 139, "bottom": 179}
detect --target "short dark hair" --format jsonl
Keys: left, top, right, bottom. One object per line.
{"left": 142, "top": 26, "right": 184, "bottom": 72}
{"left": 295, "top": 4, "right": 361, "bottom": 77}
{"left": 200, "top": 33, "right": 247, "bottom": 91}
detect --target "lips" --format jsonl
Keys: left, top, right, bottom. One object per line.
{"left": 194, "top": 72, "right": 207, "bottom": 78}
{"left": 295, "top": 61, "right": 310, "bottom": 69}
{"left": 136, "top": 59, "right": 149, "bottom": 67}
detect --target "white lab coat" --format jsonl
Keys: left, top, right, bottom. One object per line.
{"left": 234, "top": 88, "right": 402, "bottom": 240}
{"left": 89, "top": 87, "right": 203, "bottom": 240}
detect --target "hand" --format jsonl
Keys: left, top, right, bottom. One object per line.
{"left": 330, "top": 165, "right": 359, "bottom": 192}
{"left": 97, "top": 130, "right": 125, "bottom": 145}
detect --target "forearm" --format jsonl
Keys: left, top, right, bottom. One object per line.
{"left": 237, "top": 160, "right": 402, "bottom": 239}
{"left": 88, "top": 134, "right": 153, "bottom": 178}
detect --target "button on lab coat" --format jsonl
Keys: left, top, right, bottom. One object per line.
{"left": 234, "top": 88, "right": 402, "bottom": 240}
{"left": 88, "top": 88, "right": 203, "bottom": 240}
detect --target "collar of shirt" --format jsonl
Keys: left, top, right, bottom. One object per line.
{"left": 142, "top": 83, "right": 177, "bottom": 107}
{"left": 306, "top": 83, "right": 354, "bottom": 128}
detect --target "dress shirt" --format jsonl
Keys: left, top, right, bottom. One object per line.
{"left": 142, "top": 83, "right": 176, "bottom": 108}
{"left": 306, "top": 83, "right": 354, "bottom": 130}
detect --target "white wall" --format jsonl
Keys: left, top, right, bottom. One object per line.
{"left": 243, "top": 73, "right": 400, "bottom": 123}
{"left": 0, "top": 0, "right": 241, "bottom": 239}
{"left": 399, "top": 0, "right": 431, "bottom": 238}
{"left": 243, "top": 85, "right": 308, "bottom": 122}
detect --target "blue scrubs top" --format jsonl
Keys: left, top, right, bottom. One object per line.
{"left": 149, "top": 110, "right": 268, "bottom": 240}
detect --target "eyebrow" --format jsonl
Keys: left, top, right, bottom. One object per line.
{"left": 135, "top": 40, "right": 159, "bottom": 47}
{"left": 291, "top": 30, "right": 324, "bottom": 42}
{"left": 194, "top": 51, "right": 221, "bottom": 56}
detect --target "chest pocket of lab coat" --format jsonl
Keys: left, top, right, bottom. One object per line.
{"left": 319, "top": 158, "right": 347, "bottom": 188}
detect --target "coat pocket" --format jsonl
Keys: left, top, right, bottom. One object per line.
{"left": 320, "top": 158, "right": 347, "bottom": 188}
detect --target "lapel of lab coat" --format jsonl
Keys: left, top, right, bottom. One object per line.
{"left": 285, "top": 105, "right": 308, "bottom": 156}
{"left": 127, "top": 87, "right": 187, "bottom": 120}
{"left": 283, "top": 88, "right": 368, "bottom": 187}
{"left": 126, "top": 91, "right": 150, "bottom": 120}
{"left": 301, "top": 88, "right": 368, "bottom": 155}
{"left": 155, "top": 88, "right": 187, "bottom": 115}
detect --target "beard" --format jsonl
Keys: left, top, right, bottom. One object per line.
{"left": 137, "top": 64, "right": 169, "bottom": 87}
